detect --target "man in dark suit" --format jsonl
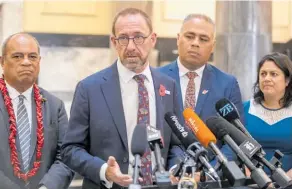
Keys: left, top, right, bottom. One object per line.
{"left": 0, "top": 33, "right": 74, "bottom": 189}
{"left": 158, "top": 14, "right": 244, "bottom": 160}
{"left": 61, "top": 8, "right": 183, "bottom": 189}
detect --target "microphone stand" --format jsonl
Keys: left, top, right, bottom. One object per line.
{"left": 129, "top": 156, "right": 142, "bottom": 189}
{"left": 178, "top": 156, "right": 198, "bottom": 189}
{"left": 147, "top": 126, "right": 171, "bottom": 186}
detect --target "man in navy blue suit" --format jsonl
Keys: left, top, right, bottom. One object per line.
{"left": 62, "top": 8, "right": 183, "bottom": 189}
{"left": 158, "top": 14, "right": 244, "bottom": 161}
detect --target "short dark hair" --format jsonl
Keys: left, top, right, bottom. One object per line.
{"left": 1, "top": 32, "right": 40, "bottom": 56}
{"left": 253, "top": 52, "right": 292, "bottom": 107}
{"left": 111, "top": 8, "right": 153, "bottom": 36}
{"left": 183, "top": 14, "right": 215, "bottom": 27}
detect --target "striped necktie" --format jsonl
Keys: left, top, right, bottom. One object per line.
{"left": 17, "top": 95, "right": 31, "bottom": 173}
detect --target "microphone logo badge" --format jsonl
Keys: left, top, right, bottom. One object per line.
{"left": 146, "top": 125, "right": 160, "bottom": 140}
{"left": 219, "top": 103, "right": 234, "bottom": 117}
{"left": 243, "top": 142, "right": 255, "bottom": 151}
{"left": 170, "top": 115, "right": 188, "bottom": 137}
{"left": 239, "top": 138, "right": 261, "bottom": 158}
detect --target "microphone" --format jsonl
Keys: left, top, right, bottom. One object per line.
{"left": 206, "top": 116, "right": 272, "bottom": 189}
{"left": 220, "top": 118, "right": 292, "bottom": 188}
{"left": 130, "top": 124, "right": 148, "bottom": 189}
{"left": 164, "top": 112, "right": 220, "bottom": 182}
{"left": 182, "top": 108, "right": 246, "bottom": 186}
{"left": 146, "top": 125, "right": 171, "bottom": 186}
{"left": 215, "top": 98, "right": 253, "bottom": 139}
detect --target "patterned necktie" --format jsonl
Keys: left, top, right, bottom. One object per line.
{"left": 17, "top": 95, "right": 31, "bottom": 173}
{"left": 133, "top": 74, "right": 152, "bottom": 185}
{"left": 184, "top": 72, "right": 198, "bottom": 110}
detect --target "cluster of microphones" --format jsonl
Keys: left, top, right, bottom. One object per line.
{"left": 129, "top": 98, "right": 292, "bottom": 189}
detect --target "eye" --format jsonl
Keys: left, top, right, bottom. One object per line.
{"left": 271, "top": 72, "right": 278, "bottom": 77}
{"left": 12, "top": 55, "right": 21, "bottom": 59}
{"left": 260, "top": 72, "right": 266, "bottom": 76}
{"left": 135, "top": 36, "right": 144, "bottom": 40}
{"left": 118, "top": 36, "right": 128, "bottom": 40}
{"left": 200, "top": 37, "right": 209, "bottom": 42}
{"left": 29, "top": 55, "right": 37, "bottom": 59}
{"left": 185, "top": 35, "right": 195, "bottom": 40}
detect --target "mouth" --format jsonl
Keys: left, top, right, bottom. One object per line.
{"left": 262, "top": 85, "right": 273, "bottom": 89}
{"left": 188, "top": 51, "right": 200, "bottom": 57}
{"left": 19, "top": 70, "right": 33, "bottom": 75}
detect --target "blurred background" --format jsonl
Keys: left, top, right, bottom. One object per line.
{"left": 0, "top": 0, "right": 291, "bottom": 188}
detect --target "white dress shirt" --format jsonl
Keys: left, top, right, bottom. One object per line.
{"left": 5, "top": 82, "right": 33, "bottom": 131}
{"left": 177, "top": 57, "right": 205, "bottom": 108}
{"left": 100, "top": 60, "right": 156, "bottom": 188}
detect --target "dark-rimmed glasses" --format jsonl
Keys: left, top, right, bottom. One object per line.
{"left": 114, "top": 34, "right": 151, "bottom": 46}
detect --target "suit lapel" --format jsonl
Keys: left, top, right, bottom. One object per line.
{"left": 151, "top": 68, "right": 163, "bottom": 131}
{"left": 167, "top": 61, "right": 184, "bottom": 111}
{"left": 0, "top": 93, "right": 10, "bottom": 132}
{"left": 28, "top": 90, "right": 38, "bottom": 164}
{"left": 195, "top": 64, "right": 213, "bottom": 116}
{"left": 101, "top": 63, "right": 128, "bottom": 151}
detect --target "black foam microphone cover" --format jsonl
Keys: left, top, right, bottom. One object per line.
{"left": 205, "top": 116, "right": 229, "bottom": 140}
{"left": 131, "top": 124, "right": 148, "bottom": 156}
{"left": 215, "top": 98, "right": 239, "bottom": 121}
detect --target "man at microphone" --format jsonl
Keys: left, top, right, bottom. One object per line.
{"left": 61, "top": 8, "right": 184, "bottom": 189}
{"left": 158, "top": 14, "right": 244, "bottom": 161}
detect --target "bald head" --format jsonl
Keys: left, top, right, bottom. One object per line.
{"left": 0, "top": 32, "right": 41, "bottom": 93}
{"left": 2, "top": 32, "right": 40, "bottom": 57}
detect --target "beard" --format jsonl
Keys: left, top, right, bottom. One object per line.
{"left": 121, "top": 54, "right": 147, "bottom": 73}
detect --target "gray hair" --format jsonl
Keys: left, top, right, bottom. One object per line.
{"left": 1, "top": 32, "right": 40, "bottom": 56}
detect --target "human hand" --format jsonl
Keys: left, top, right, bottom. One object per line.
{"left": 105, "top": 156, "right": 133, "bottom": 187}
{"left": 286, "top": 168, "right": 292, "bottom": 179}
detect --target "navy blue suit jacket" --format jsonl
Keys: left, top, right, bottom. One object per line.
{"left": 158, "top": 60, "right": 244, "bottom": 161}
{"left": 62, "top": 63, "right": 184, "bottom": 189}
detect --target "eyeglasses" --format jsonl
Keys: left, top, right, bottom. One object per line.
{"left": 115, "top": 34, "right": 151, "bottom": 46}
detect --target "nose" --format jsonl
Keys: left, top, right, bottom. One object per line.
{"left": 263, "top": 75, "right": 272, "bottom": 83}
{"left": 191, "top": 37, "right": 200, "bottom": 47}
{"left": 126, "top": 38, "right": 136, "bottom": 51}
{"left": 21, "top": 56, "right": 32, "bottom": 65}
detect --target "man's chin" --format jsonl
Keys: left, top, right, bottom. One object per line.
{"left": 19, "top": 77, "right": 36, "bottom": 86}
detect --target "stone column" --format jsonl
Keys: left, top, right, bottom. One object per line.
{"left": 214, "top": 1, "right": 272, "bottom": 100}
{"left": 0, "top": 1, "right": 24, "bottom": 75}
{"left": 0, "top": 1, "right": 24, "bottom": 45}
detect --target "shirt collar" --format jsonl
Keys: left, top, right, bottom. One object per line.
{"left": 177, "top": 57, "right": 205, "bottom": 78}
{"left": 117, "top": 58, "right": 152, "bottom": 83}
{"left": 5, "top": 81, "right": 33, "bottom": 101}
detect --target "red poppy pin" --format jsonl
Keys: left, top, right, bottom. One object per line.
{"left": 159, "top": 84, "right": 170, "bottom": 96}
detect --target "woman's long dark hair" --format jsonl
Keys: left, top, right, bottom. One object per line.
{"left": 253, "top": 52, "right": 292, "bottom": 108}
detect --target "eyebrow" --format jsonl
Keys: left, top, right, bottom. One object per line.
{"left": 117, "top": 31, "right": 145, "bottom": 37}
{"left": 184, "top": 32, "right": 210, "bottom": 38}
{"left": 11, "top": 52, "right": 38, "bottom": 54}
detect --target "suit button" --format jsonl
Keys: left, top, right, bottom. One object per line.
{"left": 123, "top": 157, "right": 128, "bottom": 163}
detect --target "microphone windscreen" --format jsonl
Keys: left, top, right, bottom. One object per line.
{"left": 164, "top": 112, "right": 196, "bottom": 149}
{"left": 205, "top": 116, "right": 230, "bottom": 140}
{"left": 215, "top": 98, "right": 240, "bottom": 121}
{"left": 183, "top": 108, "right": 217, "bottom": 148}
{"left": 131, "top": 124, "right": 148, "bottom": 156}
{"left": 206, "top": 116, "right": 249, "bottom": 145}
